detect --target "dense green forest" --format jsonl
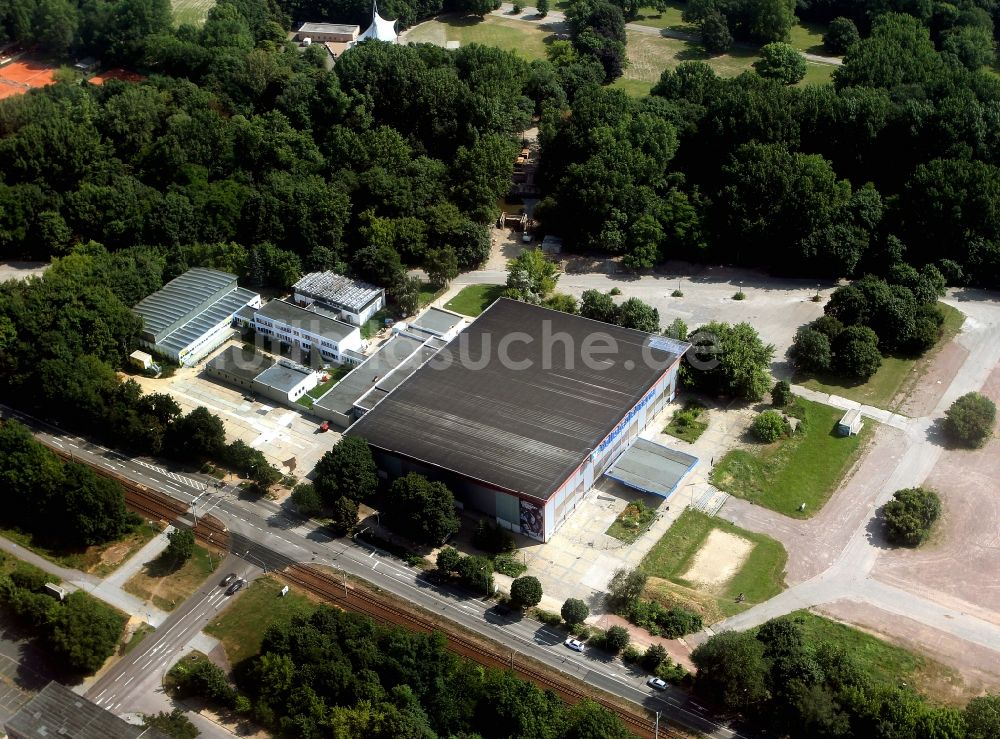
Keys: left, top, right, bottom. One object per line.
{"left": 173, "top": 604, "right": 635, "bottom": 738}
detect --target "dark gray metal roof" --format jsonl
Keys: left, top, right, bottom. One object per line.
{"left": 207, "top": 345, "right": 274, "bottom": 383}
{"left": 315, "top": 333, "right": 425, "bottom": 415}
{"left": 604, "top": 438, "right": 697, "bottom": 498}
{"left": 411, "top": 307, "right": 464, "bottom": 336}
{"left": 4, "top": 681, "right": 158, "bottom": 739}
{"left": 256, "top": 299, "right": 357, "bottom": 342}
{"left": 132, "top": 268, "right": 237, "bottom": 339}
{"left": 348, "top": 299, "right": 686, "bottom": 501}
{"left": 255, "top": 361, "right": 314, "bottom": 394}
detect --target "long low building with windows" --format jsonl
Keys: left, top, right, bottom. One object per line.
{"left": 253, "top": 299, "right": 363, "bottom": 365}
{"left": 348, "top": 298, "right": 690, "bottom": 542}
{"left": 132, "top": 268, "right": 260, "bottom": 366}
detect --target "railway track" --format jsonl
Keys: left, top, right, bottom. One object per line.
{"left": 48, "top": 445, "right": 230, "bottom": 549}
{"left": 285, "top": 564, "right": 672, "bottom": 739}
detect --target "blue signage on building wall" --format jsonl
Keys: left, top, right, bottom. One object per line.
{"left": 594, "top": 385, "right": 658, "bottom": 458}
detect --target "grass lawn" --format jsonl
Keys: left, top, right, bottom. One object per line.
{"left": 611, "top": 77, "right": 655, "bottom": 97}
{"left": 664, "top": 401, "right": 708, "bottom": 443}
{"left": 406, "top": 14, "right": 550, "bottom": 60}
{"left": 0, "top": 522, "right": 161, "bottom": 577}
{"left": 788, "top": 611, "right": 965, "bottom": 704}
{"left": 362, "top": 308, "right": 392, "bottom": 339}
{"left": 443, "top": 284, "right": 505, "bottom": 317}
{"left": 122, "top": 622, "right": 155, "bottom": 655}
{"left": 711, "top": 397, "right": 872, "bottom": 517}
{"left": 296, "top": 365, "right": 352, "bottom": 409}
{"left": 625, "top": 31, "right": 760, "bottom": 85}
{"left": 171, "top": 0, "right": 214, "bottom": 26}
{"left": 606, "top": 501, "right": 658, "bottom": 543}
{"left": 205, "top": 576, "right": 316, "bottom": 665}
{"left": 799, "top": 303, "right": 965, "bottom": 411}
{"left": 123, "top": 545, "right": 219, "bottom": 612}
{"left": 800, "top": 62, "right": 836, "bottom": 86}
{"left": 629, "top": 2, "right": 694, "bottom": 31}
{"left": 787, "top": 19, "right": 828, "bottom": 54}
{"left": 419, "top": 280, "right": 446, "bottom": 308}
{"left": 641, "top": 508, "right": 787, "bottom": 621}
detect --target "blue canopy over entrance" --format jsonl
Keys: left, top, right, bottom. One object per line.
{"left": 604, "top": 438, "right": 698, "bottom": 498}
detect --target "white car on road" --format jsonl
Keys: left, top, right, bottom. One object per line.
{"left": 647, "top": 677, "right": 667, "bottom": 690}
{"left": 564, "top": 638, "right": 585, "bottom": 653}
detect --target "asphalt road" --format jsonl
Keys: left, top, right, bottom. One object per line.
{"left": 1, "top": 404, "right": 745, "bottom": 739}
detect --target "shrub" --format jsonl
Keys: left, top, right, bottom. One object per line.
{"left": 824, "top": 16, "right": 860, "bottom": 54}
{"left": 573, "top": 625, "right": 591, "bottom": 639}
{"left": 562, "top": 597, "right": 590, "bottom": 625}
{"left": 883, "top": 487, "right": 941, "bottom": 546}
{"left": 753, "top": 42, "right": 806, "bottom": 84}
{"left": 510, "top": 576, "right": 543, "bottom": 608}
{"left": 330, "top": 496, "right": 358, "bottom": 535}
{"left": 605, "top": 625, "right": 631, "bottom": 654}
{"left": 512, "top": 1, "right": 522, "bottom": 12}
{"left": 493, "top": 552, "right": 527, "bottom": 577}
{"left": 733, "top": 291, "right": 746, "bottom": 300}
{"left": 536, "top": 0, "right": 548, "bottom": 16}
{"left": 290, "top": 483, "right": 323, "bottom": 517}
{"left": 609, "top": 287, "right": 622, "bottom": 296}
{"left": 771, "top": 380, "right": 792, "bottom": 407}
{"left": 812, "top": 315, "right": 844, "bottom": 340}
{"left": 472, "top": 520, "right": 516, "bottom": 554}
{"left": 456, "top": 554, "right": 494, "bottom": 594}
{"left": 790, "top": 327, "right": 832, "bottom": 373}
{"left": 622, "top": 644, "right": 642, "bottom": 663}
{"left": 606, "top": 568, "right": 647, "bottom": 614}
{"left": 944, "top": 392, "right": 996, "bottom": 448}
{"left": 436, "top": 546, "right": 462, "bottom": 574}
{"left": 833, "top": 325, "right": 882, "bottom": 379}
{"left": 537, "top": 609, "right": 562, "bottom": 626}
{"left": 664, "top": 317, "right": 687, "bottom": 340}
{"left": 751, "top": 410, "right": 790, "bottom": 443}
{"left": 671, "top": 289, "right": 684, "bottom": 298}
{"left": 628, "top": 600, "right": 704, "bottom": 638}
{"left": 641, "top": 644, "right": 668, "bottom": 671}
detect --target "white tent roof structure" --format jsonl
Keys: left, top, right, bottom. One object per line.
{"left": 356, "top": 1, "right": 398, "bottom": 43}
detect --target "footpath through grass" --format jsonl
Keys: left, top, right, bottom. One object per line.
{"left": 711, "top": 397, "right": 872, "bottom": 517}
{"left": 641, "top": 508, "right": 787, "bottom": 621}
{"left": 0, "top": 521, "right": 161, "bottom": 577}
{"left": 205, "top": 576, "right": 316, "bottom": 665}
{"left": 443, "top": 284, "right": 505, "bottom": 317}
{"left": 799, "top": 302, "right": 964, "bottom": 410}
{"left": 123, "top": 545, "right": 219, "bottom": 611}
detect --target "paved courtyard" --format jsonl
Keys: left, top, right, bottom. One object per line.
{"left": 132, "top": 340, "right": 342, "bottom": 479}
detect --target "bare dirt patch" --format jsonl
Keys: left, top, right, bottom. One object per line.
{"left": 681, "top": 529, "right": 753, "bottom": 589}
{"left": 874, "top": 363, "right": 1000, "bottom": 617}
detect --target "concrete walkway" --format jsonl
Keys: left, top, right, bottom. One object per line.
{"left": 791, "top": 384, "right": 911, "bottom": 430}
{"left": 0, "top": 534, "right": 170, "bottom": 626}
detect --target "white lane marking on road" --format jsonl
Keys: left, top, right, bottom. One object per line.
{"left": 372, "top": 561, "right": 378, "bottom": 571}
{"left": 123, "top": 676, "right": 134, "bottom": 686}
{"left": 96, "top": 689, "right": 107, "bottom": 699}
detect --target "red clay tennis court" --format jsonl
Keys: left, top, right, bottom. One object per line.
{"left": 89, "top": 68, "right": 146, "bottom": 85}
{"left": 0, "top": 58, "right": 57, "bottom": 99}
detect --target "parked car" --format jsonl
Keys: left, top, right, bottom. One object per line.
{"left": 564, "top": 638, "right": 585, "bottom": 653}
{"left": 220, "top": 573, "right": 237, "bottom": 587}
{"left": 225, "top": 578, "right": 246, "bottom": 595}
{"left": 647, "top": 677, "right": 667, "bottom": 691}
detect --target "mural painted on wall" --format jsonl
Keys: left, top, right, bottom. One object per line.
{"left": 520, "top": 499, "right": 544, "bottom": 540}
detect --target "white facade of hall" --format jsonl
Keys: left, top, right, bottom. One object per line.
{"left": 252, "top": 300, "right": 363, "bottom": 365}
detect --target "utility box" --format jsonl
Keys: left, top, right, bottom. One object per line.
{"left": 44, "top": 583, "right": 67, "bottom": 601}
{"left": 837, "top": 408, "right": 864, "bottom": 436}
{"left": 280, "top": 585, "right": 289, "bottom": 597}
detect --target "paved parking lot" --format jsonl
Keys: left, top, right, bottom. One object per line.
{"left": 133, "top": 341, "right": 342, "bottom": 479}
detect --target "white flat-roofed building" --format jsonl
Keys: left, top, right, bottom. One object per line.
{"left": 292, "top": 271, "right": 385, "bottom": 326}
{"left": 132, "top": 268, "right": 261, "bottom": 366}
{"left": 254, "top": 298, "right": 362, "bottom": 364}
